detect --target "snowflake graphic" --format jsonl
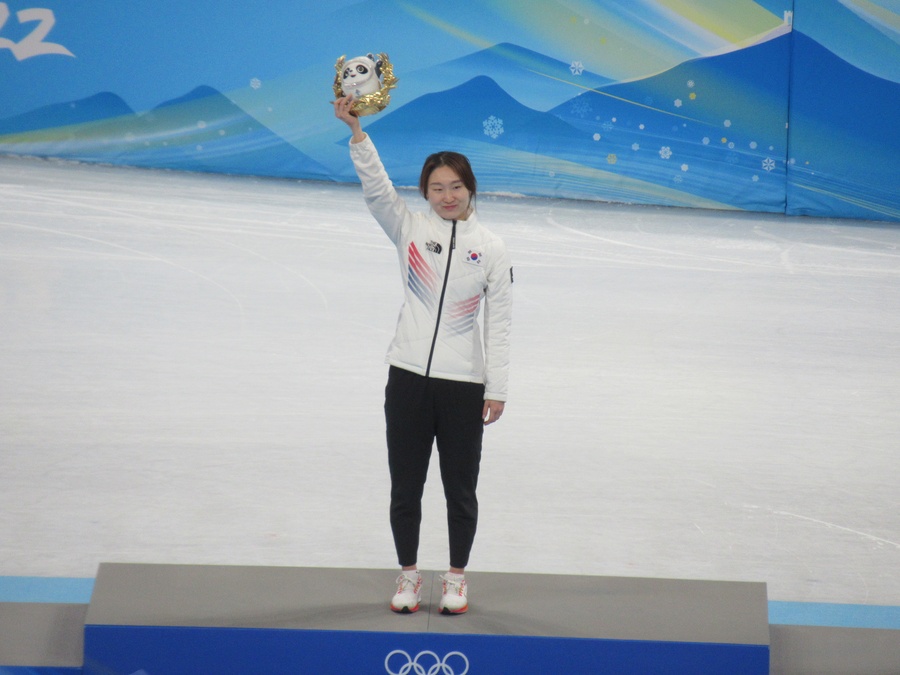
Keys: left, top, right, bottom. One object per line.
{"left": 674, "top": 99, "right": 683, "bottom": 108}
{"left": 762, "top": 157, "right": 776, "bottom": 172}
{"left": 702, "top": 137, "right": 710, "bottom": 145}
{"left": 593, "top": 133, "right": 601, "bottom": 141}
{"left": 727, "top": 153, "right": 740, "bottom": 165}
{"left": 607, "top": 154, "right": 618, "bottom": 164}
{"left": 570, "top": 61, "right": 584, "bottom": 75}
{"left": 681, "top": 164, "right": 689, "bottom": 172}
{"left": 631, "top": 143, "right": 640, "bottom": 151}
{"left": 750, "top": 141, "right": 758, "bottom": 149}
{"left": 689, "top": 92, "right": 697, "bottom": 100}
{"left": 659, "top": 146, "right": 672, "bottom": 159}
{"left": 687, "top": 80, "right": 695, "bottom": 88}
{"left": 601, "top": 121, "right": 614, "bottom": 132}
{"left": 483, "top": 115, "right": 504, "bottom": 139}
{"left": 752, "top": 175, "right": 760, "bottom": 182}
{"left": 250, "top": 78, "right": 262, "bottom": 90}
{"left": 673, "top": 175, "right": 683, "bottom": 183}
{"left": 724, "top": 119, "right": 732, "bottom": 128}
{"left": 569, "top": 97, "right": 591, "bottom": 117}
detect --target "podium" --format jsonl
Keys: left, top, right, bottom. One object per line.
{"left": 81, "top": 563, "right": 769, "bottom": 674}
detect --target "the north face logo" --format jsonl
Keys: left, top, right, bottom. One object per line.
{"left": 426, "top": 240, "right": 442, "bottom": 254}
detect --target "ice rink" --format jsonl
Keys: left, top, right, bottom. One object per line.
{"left": 1, "top": 153, "right": 898, "bottom": 607}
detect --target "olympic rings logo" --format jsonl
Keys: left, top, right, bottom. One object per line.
{"left": 384, "top": 649, "right": 470, "bottom": 675}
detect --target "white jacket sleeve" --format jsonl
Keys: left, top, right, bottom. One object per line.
{"left": 483, "top": 238, "right": 513, "bottom": 401}
{"left": 348, "top": 135, "right": 412, "bottom": 245}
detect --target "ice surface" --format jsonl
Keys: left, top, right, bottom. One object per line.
{"left": 1, "top": 154, "right": 898, "bottom": 605}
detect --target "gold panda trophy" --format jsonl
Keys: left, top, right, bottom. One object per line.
{"left": 333, "top": 52, "right": 398, "bottom": 116}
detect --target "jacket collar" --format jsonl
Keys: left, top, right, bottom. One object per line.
{"left": 428, "top": 208, "right": 478, "bottom": 231}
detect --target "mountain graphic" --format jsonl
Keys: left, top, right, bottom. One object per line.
{"left": 0, "top": 92, "right": 134, "bottom": 135}
{"left": 369, "top": 75, "right": 583, "bottom": 143}
{"left": 357, "top": 75, "right": 595, "bottom": 184}
{"left": 794, "top": 0, "right": 900, "bottom": 85}
{"left": 536, "top": 30, "right": 795, "bottom": 213}
{"left": 789, "top": 31, "right": 900, "bottom": 168}
{"left": 153, "top": 86, "right": 226, "bottom": 109}
{"left": 786, "top": 30, "right": 900, "bottom": 219}
{"left": 344, "top": 73, "right": 724, "bottom": 208}
{"left": 125, "top": 85, "right": 334, "bottom": 179}
{"left": 0, "top": 86, "right": 333, "bottom": 181}
{"left": 551, "top": 32, "right": 793, "bottom": 145}
{"left": 358, "top": 69, "right": 786, "bottom": 211}
{"left": 400, "top": 42, "right": 614, "bottom": 111}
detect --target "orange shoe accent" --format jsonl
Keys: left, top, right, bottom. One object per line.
{"left": 440, "top": 603, "right": 468, "bottom": 615}
{"left": 391, "top": 602, "right": 420, "bottom": 614}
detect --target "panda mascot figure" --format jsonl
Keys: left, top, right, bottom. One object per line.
{"left": 341, "top": 54, "right": 382, "bottom": 98}
{"left": 333, "top": 52, "right": 397, "bottom": 116}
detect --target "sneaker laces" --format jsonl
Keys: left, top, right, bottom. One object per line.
{"left": 441, "top": 574, "right": 465, "bottom": 596}
{"left": 396, "top": 573, "right": 419, "bottom": 593}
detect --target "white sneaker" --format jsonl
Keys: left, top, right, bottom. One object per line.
{"left": 390, "top": 571, "right": 422, "bottom": 613}
{"left": 439, "top": 573, "right": 468, "bottom": 615}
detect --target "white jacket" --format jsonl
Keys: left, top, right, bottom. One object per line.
{"left": 350, "top": 136, "right": 513, "bottom": 401}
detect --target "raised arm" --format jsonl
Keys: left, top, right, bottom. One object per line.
{"left": 333, "top": 95, "right": 367, "bottom": 144}
{"left": 334, "top": 95, "right": 412, "bottom": 245}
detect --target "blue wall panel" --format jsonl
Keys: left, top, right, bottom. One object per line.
{"left": 786, "top": 0, "right": 900, "bottom": 221}
{"left": 0, "top": 1, "right": 897, "bottom": 221}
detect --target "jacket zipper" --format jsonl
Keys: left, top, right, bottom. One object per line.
{"left": 425, "top": 219, "right": 456, "bottom": 378}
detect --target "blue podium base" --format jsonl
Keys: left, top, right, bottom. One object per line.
{"left": 85, "top": 625, "right": 768, "bottom": 675}
{"left": 82, "top": 564, "right": 769, "bottom": 675}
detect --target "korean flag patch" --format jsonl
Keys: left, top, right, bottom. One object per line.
{"left": 466, "top": 249, "right": 483, "bottom": 265}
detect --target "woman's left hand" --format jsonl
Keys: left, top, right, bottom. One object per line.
{"left": 483, "top": 400, "right": 505, "bottom": 425}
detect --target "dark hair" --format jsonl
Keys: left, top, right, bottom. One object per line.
{"left": 419, "top": 151, "right": 477, "bottom": 202}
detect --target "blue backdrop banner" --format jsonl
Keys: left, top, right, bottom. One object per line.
{"left": 0, "top": 1, "right": 897, "bottom": 221}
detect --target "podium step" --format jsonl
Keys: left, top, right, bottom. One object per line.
{"left": 83, "top": 563, "right": 769, "bottom": 675}
{"left": 0, "top": 602, "right": 86, "bottom": 674}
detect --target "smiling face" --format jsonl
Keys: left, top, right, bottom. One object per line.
{"left": 341, "top": 57, "right": 380, "bottom": 96}
{"left": 426, "top": 166, "right": 472, "bottom": 221}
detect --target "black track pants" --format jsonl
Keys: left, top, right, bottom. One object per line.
{"left": 384, "top": 366, "right": 485, "bottom": 569}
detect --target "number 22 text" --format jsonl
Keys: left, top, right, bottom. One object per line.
{"left": 0, "top": 3, "right": 74, "bottom": 61}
